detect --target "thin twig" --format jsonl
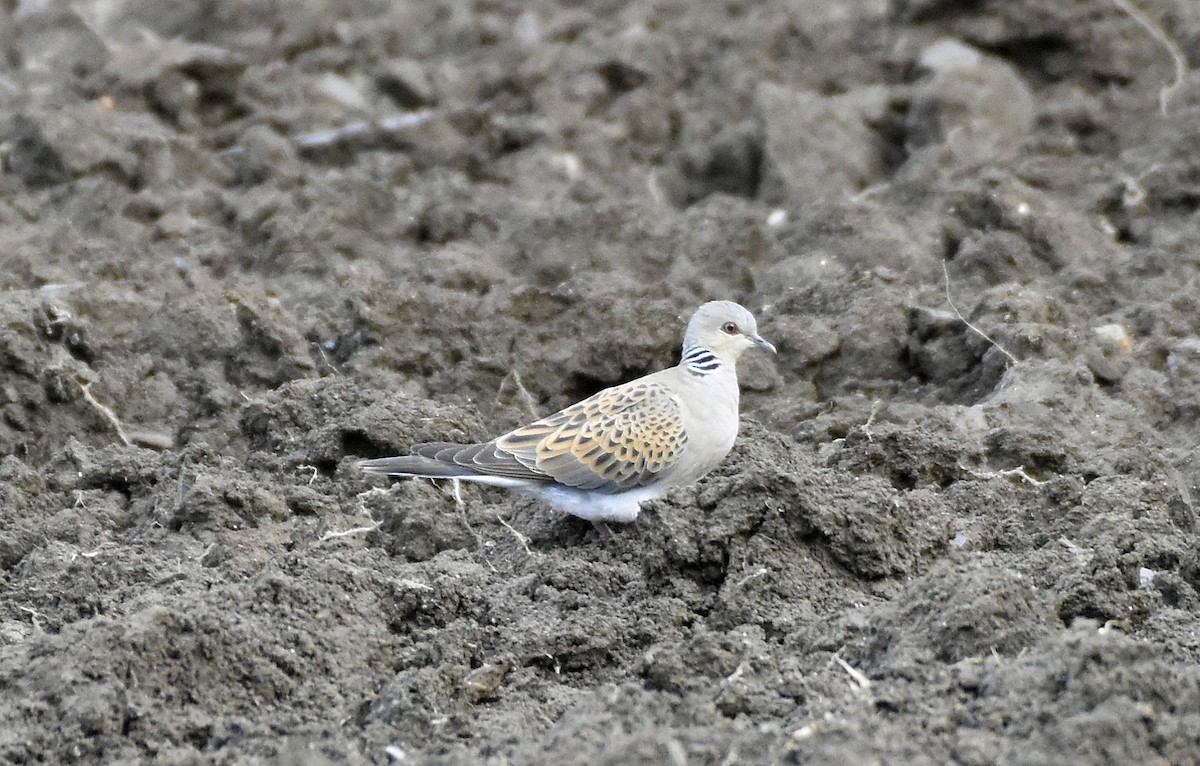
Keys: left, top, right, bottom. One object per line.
{"left": 495, "top": 513, "right": 532, "bottom": 555}
{"left": 942, "top": 262, "right": 1017, "bottom": 366}
{"left": 294, "top": 110, "right": 437, "bottom": 148}
{"left": 315, "top": 344, "right": 342, "bottom": 376}
{"left": 1110, "top": 0, "right": 1189, "bottom": 115}
{"left": 79, "top": 381, "right": 132, "bottom": 446}
{"left": 833, "top": 654, "right": 871, "bottom": 690}
{"left": 319, "top": 518, "right": 382, "bottom": 543}
{"left": 734, "top": 567, "right": 769, "bottom": 588}
{"left": 450, "top": 479, "right": 485, "bottom": 550}
{"left": 503, "top": 369, "right": 541, "bottom": 418}
{"left": 966, "top": 465, "right": 1047, "bottom": 486}
{"left": 861, "top": 399, "right": 883, "bottom": 442}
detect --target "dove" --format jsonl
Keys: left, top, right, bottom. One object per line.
{"left": 358, "top": 300, "right": 775, "bottom": 528}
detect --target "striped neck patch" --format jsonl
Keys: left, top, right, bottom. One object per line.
{"left": 682, "top": 345, "right": 722, "bottom": 376}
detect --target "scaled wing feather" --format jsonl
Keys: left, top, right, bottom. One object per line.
{"left": 495, "top": 380, "right": 688, "bottom": 493}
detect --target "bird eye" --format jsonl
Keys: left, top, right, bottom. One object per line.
{"left": 722, "top": 322, "right": 739, "bottom": 335}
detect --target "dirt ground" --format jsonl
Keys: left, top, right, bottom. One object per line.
{"left": 2, "top": 0, "right": 1200, "bottom": 763}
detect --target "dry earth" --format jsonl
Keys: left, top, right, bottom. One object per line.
{"left": 2, "top": 0, "right": 1200, "bottom": 764}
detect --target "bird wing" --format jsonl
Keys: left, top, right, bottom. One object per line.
{"left": 417, "top": 379, "right": 689, "bottom": 493}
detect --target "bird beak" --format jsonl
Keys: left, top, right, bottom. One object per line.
{"left": 751, "top": 334, "right": 776, "bottom": 354}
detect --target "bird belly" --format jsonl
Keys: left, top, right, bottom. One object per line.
{"left": 526, "top": 483, "right": 667, "bottom": 522}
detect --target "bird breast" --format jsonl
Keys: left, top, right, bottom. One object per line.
{"left": 670, "top": 371, "right": 740, "bottom": 484}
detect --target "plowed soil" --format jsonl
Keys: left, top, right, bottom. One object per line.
{"left": 2, "top": 1, "right": 1200, "bottom": 764}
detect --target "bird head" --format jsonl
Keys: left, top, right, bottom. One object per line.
{"left": 683, "top": 300, "right": 776, "bottom": 361}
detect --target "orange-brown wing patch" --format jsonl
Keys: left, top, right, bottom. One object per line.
{"left": 495, "top": 381, "right": 687, "bottom": 492}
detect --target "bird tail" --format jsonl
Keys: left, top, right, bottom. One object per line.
{"left": 357, "top": 448, "right": 532, "bottom": 489}
{"left": 357, "top": 454, "right": 475, "bottom": 479}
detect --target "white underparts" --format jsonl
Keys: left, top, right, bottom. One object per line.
{"left": 409, "top": 472, "right": 662, "bottom": 522}
{"left": 526, "top": 482, "right": 667, "bottom": 522}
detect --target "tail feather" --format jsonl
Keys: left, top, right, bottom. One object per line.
{"left": 366, "top": 439, "right": 552, "bottom": 482}
{"left": 357, "top": 454, "right": 478, "bottom": 479}
{"left": 357, "top": 452, "right": 536, "bottom": 489}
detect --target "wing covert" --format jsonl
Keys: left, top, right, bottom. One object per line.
{"left": 495, "top": 380, "right": 688, "bottom": 492}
